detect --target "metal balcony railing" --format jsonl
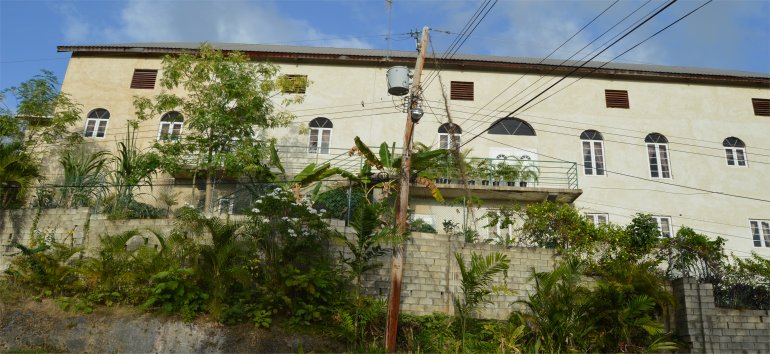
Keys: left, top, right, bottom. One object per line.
{"left": 422, "top": 157, "right": 579, "bottom": 190}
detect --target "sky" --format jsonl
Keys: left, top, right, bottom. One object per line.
{"left": 1, "top": 0, "right": 769, "bottom": 110}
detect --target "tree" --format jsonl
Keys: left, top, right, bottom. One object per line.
{"left": 1, "top": 70, "right": 82, "bottom": 156}
{"left": 349, "top": 137, "right": 447, "bottom": 203}
{"left": 134, "top": 43, "right": 300, "bottom": 211}
{"left": 0, "top": 142, "right": 41, "bottom": 208}
{"left": 454, "top": 251, "right": 510, "bottom": 351}
{"left": 1, "top": 70, "right": 82, "bottom": 207}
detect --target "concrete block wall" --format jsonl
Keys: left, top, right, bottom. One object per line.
{"left": 673, "top": 278, "right": 770, "bottom": 353}
{"left": 352, "top": 231, "right": 560, "bottom": 320}
{"left": 0, "top": 208, "right": 176, "bottom": 271}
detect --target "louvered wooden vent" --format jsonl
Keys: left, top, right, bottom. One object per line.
{"left": 450, "top": 81, "right": 474, "bottom": 101}
{"left": 130, "top": 69, "right": 158, "bottom": 89}
{"left": 282, "top": 74, "right": 307, "bottom": 94}
{"left": 605, "top": 89, "right": 629, "bottom": 109}
{"left": 752, "top": 98, "right": 770, "bottom": 116}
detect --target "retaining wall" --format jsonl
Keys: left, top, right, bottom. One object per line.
{"left": 673, "top": 278, "right": 770, "bottom": 353}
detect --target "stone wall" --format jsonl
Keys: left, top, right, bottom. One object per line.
{"left": 673, "top": 278, "right": 770, "bottom": 353}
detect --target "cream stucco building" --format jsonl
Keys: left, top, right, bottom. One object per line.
{"left": 56, "top": 43, "right": 770, "bottom": 258}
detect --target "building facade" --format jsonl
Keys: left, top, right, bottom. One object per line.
{"left": 55, "top": 43, "right": 770, "bottom": 258}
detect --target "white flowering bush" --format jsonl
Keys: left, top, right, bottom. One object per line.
{"left": 248, "top": 187, "right": 347, "bottom": 325}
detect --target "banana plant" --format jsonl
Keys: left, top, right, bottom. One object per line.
{"left": 289, "top": 162, "right": 357, "bottom": 200}
{"left": 348, "top": 136, "right": 447, "bottom": 203}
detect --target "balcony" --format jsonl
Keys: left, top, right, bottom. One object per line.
{"left": 274, "top": 147, "right": 581, "bottom": 203}
{"left": 415, "top": 157, "right": 582, "bottom": 203}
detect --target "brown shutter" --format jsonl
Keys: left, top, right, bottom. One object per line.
{"left": 605, "top": 89, "right": 629, "bottom": 109}
{"left": 130, "top": 69, "right": 158, "bottom": 89}
{"left": 450, "top": 81, "right": 474, "bottom": 101}
{"left": 752, "top": 98, "right": 770, "bottom": 116}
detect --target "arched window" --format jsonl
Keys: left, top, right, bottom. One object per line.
{"left": 84, "top": 108, "right": 110, "bottom": 138}
{"left": 308, "top": 117, "right": 333, "bottom": 154}
{"left": 580, "top": 130, "right": 605, "bottom": 176}
{"left": 723, "top": 137, "right": 747, "bottom": 167}
{"left": 438, "top": 123, "right": 462, "bottom": 149}
{"left": 487, "top": 118, "right": 535, "bottom": 136}
{"left": 645, "top": 133, "right": 670, "bottom": 178}
{"left": 158, "top": 111, "right": 183, "bottom": 140}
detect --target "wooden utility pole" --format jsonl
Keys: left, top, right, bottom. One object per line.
{"left": 385, "top": 26, "right": 429, "bottom": 353}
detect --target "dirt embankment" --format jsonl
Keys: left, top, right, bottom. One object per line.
{"left": 0, "top": 300, "right": 345, "bottom": 353}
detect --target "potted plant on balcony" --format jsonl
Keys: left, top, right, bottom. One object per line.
{"left": 473, "top": 159, "right": 493, "bottom": 186}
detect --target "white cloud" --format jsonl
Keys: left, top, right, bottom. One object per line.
{"left": 62, "top": 0, "right": 371, "bottom": 48}
{"left": 56, "top": 3, "right": 92, "bottom": 43}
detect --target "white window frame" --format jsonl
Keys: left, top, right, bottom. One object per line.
{"left": 725, "top": 147, "right": 747, "bottom": 167}
{"left": 585, "top": 213, "right": 608, "bottom": 225}
{"left": 411, "top": 213, "right": 435, "bottom": 228}
{"left": 439, "top": 132, "right": 461, "bottom": 149}
{"left": 158, "top": 120, "right": 183, "bottom": 140}
{"left": 84, "top": 109, "right": 110, "bottom": 138}
{"left": 308, "top": 127, "right": 332, "bottom": 154}
{"left": 653, "top": 216, "right": 673, "bottom": 238}
{"left": 749, "top": 219, "right": 770, "bottom": 248}
{"left": 581, "top": 139, "right": 605, "bottom": 176}
{"left": 647, "top": 143, "right": 671, "bottom": 179}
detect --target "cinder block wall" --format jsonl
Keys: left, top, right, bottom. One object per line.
{"left": 2, "top": 210, "right": 561, "bottom": 321}
{"left": 673, "top": 278, "right": 770, "bottom": 353}
{"left": 0, "top": 209, "right": 176, "bottom": 271}
{"left": 350, "top": 231, "right": 560, "bottom": 320}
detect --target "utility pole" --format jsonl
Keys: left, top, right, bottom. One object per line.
{"left": 385, "top": 25, "right": 429, "bottom": 353}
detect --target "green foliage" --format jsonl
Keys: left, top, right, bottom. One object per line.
{"left": 175, "top": 209, "right": 252, "bottom": 321}
{"left": 409, "top": 218, "right": 437, "bottom": 233}
{"left": 513, "top": 260, "right": 593, "bottom": 352}
{"left": 454, "top": 252, "right": 510, "bottom": 352}
{"left": 520, "top": 202, "right": 595, "bottom": 250}
{"left": 625, "top": 214, "right": 662, "bottom": 260}
{"left": 107, "top": 123, "right": 160, "bottom": 218}
{"left": 350, "top": 136, "right": 448, "bottom": 202}
{"left": 1, "top": 70, "right": 82, "bottom": 153}
{"left": 142, "top": 267, "right": 208, "bottom": 322}
{"left": 0, "top": 141, "right": 42, "bottom": 208}
{"left": 443, "top": 219, "right": 479, "bottom": 243}
{"left": 662, "top": 227, "right": 726, "bottom": 281}
{"left": 717, "top": 253, "right": 770, "bottom": 309}
{"left": 313, "top": 186, "right": 365, "bottom": 221}
{"left": 134, "top": 43, "right": 297, "bottom": 210}
{"left": 249, "top": 187, "right": 348, "bottom": 325}
{"left": 513, "top": 260, "right": 676, "bottom": 353}
{"left": 6, "top": 232, "right": 83, "bottom": 297}
{"left": 58, "top": 146, "right": 108, "bottom": 208}
{"left": 0, "top": 71, "right": 81, "bottom": 208}
{"left": 398, "top": 313, "right": 460, "bottom": 353}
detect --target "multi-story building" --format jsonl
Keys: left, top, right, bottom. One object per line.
{"left": 56, "top": 42, "right": 770, "bottom": 258}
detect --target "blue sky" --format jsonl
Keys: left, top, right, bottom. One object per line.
{"left": 1, "top": 0, "right": 768, "bottom": 110}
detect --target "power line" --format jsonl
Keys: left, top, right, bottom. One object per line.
{"left": 420, "top": 0, "right": 498, "bottom": 89}
{"left": 419, "top": 104, "right": 770, "bottom": 164}
{"left": 460, "top": 0, "right": 679, "bottom": 143}
{"left": 478, "top": 134, "right": 770, "bottom": 203}
{"left": 423, "top": 100, "right": 770, "bottom": 155}
{"left": 457, "top": 0, "right": 633, "bottom": 135}
{"left": 462, "top": 0, "right": 658, "bottom": 135}
{"left": 516, "top": 0, "right": 715, "bottom": 118}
